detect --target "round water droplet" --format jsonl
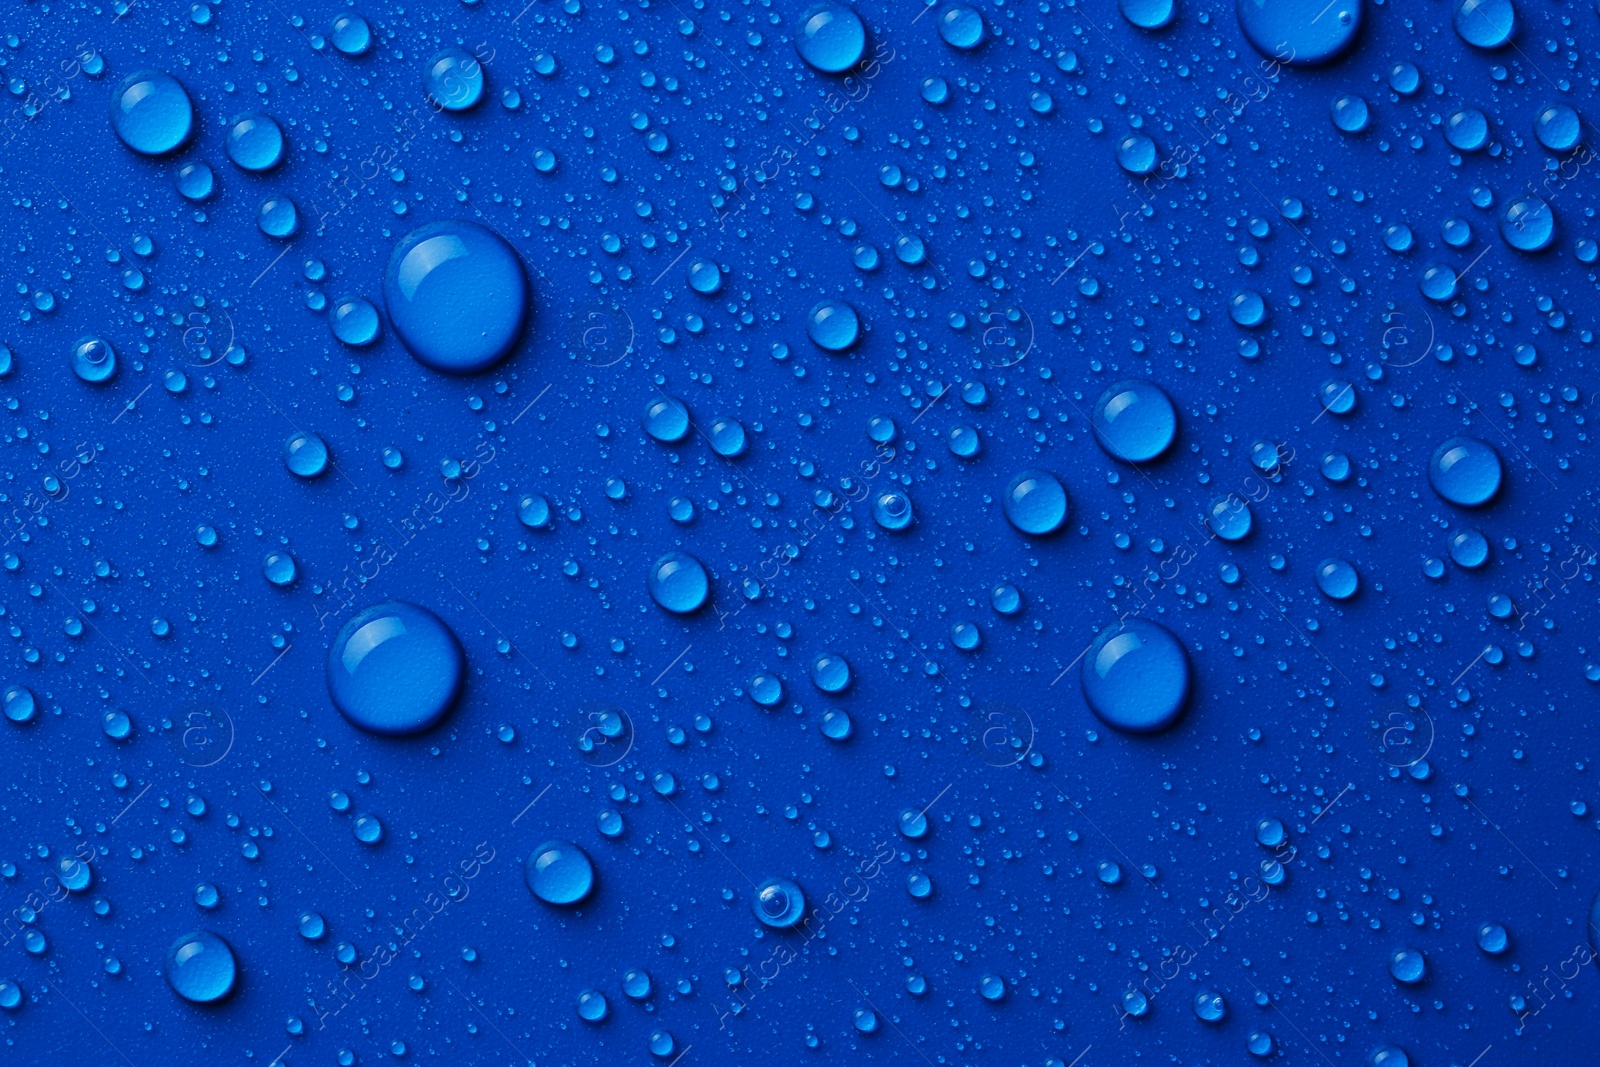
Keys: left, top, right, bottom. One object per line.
{"left": 820, "top": 709, "right": 853, "bottom": 740}
{"left": 1002, "top": 469, "right": 1070, "bottom": 535}
{"left": 1207, "top": 495, "right": 1253, "bottom": 541}
{"left": 1428, "top": 436, "right": 1502, "bottom": 507}
{"left": 258, "top": 195, "right": 299, "bottom": 239}
{"left": 686, "top": 257, "right": 725, "bottom": 294}
{"left": 806, "top": 300, "right": 861, "bottom": 352}
{"left": 749, "top": 672, "right": 785, "bottom": 707}
{"left": 1314, "top": 558, "right": 1360, "bottom": 600}
{"left": 284, "top": 432, "right": 330, "bottom": 478}
{"left": 3, "top": 685, "right": 37, "bottom": 724}
{"left": 110, "top": 71, "right": 194, "bottom": 155}
{"left": 263, "top": 551, "right": 298, "bottom": 587}
{"left": 225, "top": 113, "right": 285, "bottom": 172}
{"left": 1236, "top": 0, "right": 1363, "bottom": 66}
{"left": 1194, "top": 989, "right": 1227, "bottom": 1022}
{"left": 1476, "top": 921, "right": 1509, "bottom": 954}
{"left": 872, "top": 489, "right": 915, "bottom": 531}
{"left": 937, "top": 4, "right": 987, "bottom": 49}
{"left": 1387, "top": 947, "right": 1427, "bottom": 984}
{"left": 331, "top": 297, "right": 380, "bottom": 346}
{"left": 1533, "top": 103, "right": 1581, "bottom": 151}
{"left": 1229, "top": 289, "right": 1267, "bottom": 327}
{"left": 327, "top": 602, "right": 466, "bottom": 735}
{"left": 1453, "top": 0, "right": 1516, "bottom": 48}
{"left": 810, "top": 652, "right": 852, "bottom": 692}
{"left": 330, "top": 13, "right": 373, "bottom": 56}
{"left": 1444, "top": 108, "right": 1489, "bottom": 152}
{"left": 1081, "top": 619, "right": 1191, "bottom": 733}
{"left": 1500, "top": 195, "right": 1554, "bottom": 252}
{"left": 708, "top": 417, "right": 747, "bottom": 457}
{"left": 978, "top": 973, "right": 1007, "bottom": 1001}
{"left": 518, "top": 493, "right": 551, "bottom": 529}
{"left": 753, "top": 877, "right": 806, "bottom": 927}
{"left": 70, "top": 336, "right": 117, "bottom": 384}
{"left": 647, "top": 552, "right": 709, "bottom": 614}
{"left": 1119, "top": 0, "right": 1175, "bottom": 29}
{"left": 384, "top": 221, "right": 531, "bottom": 375}
{"left": 577, "top": 989, "right": 609, "bottom": 1022}
{"left": 1091, "top": 380, "right": 1177, "bottom": 463}
{"left": 175, "top": 161, "right": 215, "bottom": 201}
{"left": 1447, "top": 528, "right": 1489, "bottom": 568}
{"left": 298, "top": 912, "right": 326, "bottom": 940}
{"left": 795, "top": 4, "right": 867, "bottom": 73}
{"left": 425, "top": 49, "right": 486, "bottom": 110}
{"left": 1114, "top": 132, "right": 1158, "bottom": 175}
{"left": 525, "top": 840, "right": 595, "bottom": 905}
{"left": 1331, "top": 94, "right": 1370, "bottom": 133}
{"left": 643, "top": 396, "right": 692, "bottom": 442}
{"left": 165, "top": 931, "right": 237, "bottom": 1004}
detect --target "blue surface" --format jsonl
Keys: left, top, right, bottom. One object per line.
{"left": 2, "top": 0, "right": 1600, "bottom": 1065}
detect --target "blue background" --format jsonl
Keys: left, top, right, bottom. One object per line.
{"left": 2, "top": 0, "right": 1599, "bottom": 1063}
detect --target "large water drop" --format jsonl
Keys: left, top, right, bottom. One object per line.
{"left": 385, "top": 221, "right": 531, "bottom": 374}
{"left": 1080, "top": 619, "right": 1192, "bottom": 733}
{"left": 326, "top": 602, "right": 466, "bottom": 735}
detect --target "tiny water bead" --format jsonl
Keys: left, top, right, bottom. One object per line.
{"left": 70, "top": 336, "right": 117, "bottom": 384}
{"left": 872, "top": 489, "right": 915, "bottom": 531}
{"left": 1114, "top": 133, "right": 1158, "bottom": 175}
{"left": 327, "top": 602, "right": 466, "bottom": 736}
{"left": 1428, "top": 436, "right": 1503, "bottom": 507}
{"left": 1500, "top": 195, "right": 1554, "bottom": 252}
{"left": 284, "top": 432, "right": 331, "bottom": 478}
{"left": 110, "top": 70, "right": 194, "bottom": 155}
{"left": 525, "top": 841, "right": 595, "bottom": 905}
{"left": 384, "top": 220, "right": 531, "bottom": 375}
{"left": 1002, "top": 469, "right": 1070, "bottom": 536}
{"left": 752, "top": 877, "right": 806, "bottom": 928}
{"left": 425, "top": 49, "right": 486, "bottom": 110}
{"left": 225, "top": 113, "right": 285, "bottom": 172}
{"left": 1533, "top": 103, "right": 1581, "bottom": 152}
{"left": 1314, "top": 558, "right": 1360, "bottom": 601}
{"left": 1236, "top": 0, "right": 1363, "bottom": 66}
{"left": 331, "top": 297, "right": 381, "bottom": 346}
{"left": 647, "top": 552, "right": 710, "bottom": 614}
{"left": 1476, "top": 921, "right": 1509, "bottom": 955}
{"left": 1388, "top": 947, "right": 1427, "bottom": 984}
{"left": 1453, "top": 0, "right": 1516, "bottom": 49}
{"left": 806, "top": 300, "right": 861, "bottom": 352}
{"left": 794, "top": 4, "right": 867, "bottom": 73}
{"left": 165, "top": 931, "right": 238, "bottom": 1004}
{"left": 643, "top": 396, "right": 692, "bottom": 442}
{"left": 1081, "top": 619, "right": 1192, "bottom": 733}
{"left": 937, "top": 4, "right": 987, "bottom": 49}
{"left": 1091, "top": 380, "right": 1177, "bottom": 463}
